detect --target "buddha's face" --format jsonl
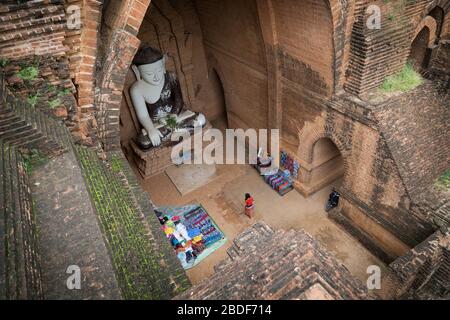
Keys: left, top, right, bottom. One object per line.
{"left": 138, "top": 58, "right": 165, "bottom": 86}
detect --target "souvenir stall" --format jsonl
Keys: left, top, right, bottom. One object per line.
{"left": 254, "top": 149, "right": 294, "bottom": 196}
{"left": 155, "top": 204, "right": 226, "bottom": 270}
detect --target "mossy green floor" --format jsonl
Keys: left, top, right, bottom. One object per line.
{"left": 76, "top": 145, "right": 190, "bottom": 299}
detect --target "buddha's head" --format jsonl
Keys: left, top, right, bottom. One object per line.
{"left": 133, "top": 47, "right": 166, "bottom": 86}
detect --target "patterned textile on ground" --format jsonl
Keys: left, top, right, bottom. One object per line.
{"left": 155, "top": 204, "right": 227, "bottom": 269}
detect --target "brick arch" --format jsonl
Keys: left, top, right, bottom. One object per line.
{"left": 412, "top": 16, "right": 438, "bottom": 47}
{"left": 297, "top": 127, "right": 350, "bottom": 192}
{"left": 426, "top": 1, "right": 450, "bottom": 38}
{"left": 427, "top": 0, "right": 450, "bottom": 15}
{"left": 297, "top": 123, "right": 349, "bottom": 169}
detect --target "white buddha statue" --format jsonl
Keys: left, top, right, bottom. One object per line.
{"left": 130, "top": 47, "right": 205, "bottom": 149}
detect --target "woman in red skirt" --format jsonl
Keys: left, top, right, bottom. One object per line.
{"left": 245, "top": 193, "right": 255, "bottom": 218}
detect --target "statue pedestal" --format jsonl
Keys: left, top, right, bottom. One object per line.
{"left": 130, "top": 122, "right": 213, "bottom": 180}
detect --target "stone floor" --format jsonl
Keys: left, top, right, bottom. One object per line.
{"left": 142, "top": 162, "right": 387, "bottom": 285}
{"left": 31, "top": 150, "right": 122, "bottom": 299}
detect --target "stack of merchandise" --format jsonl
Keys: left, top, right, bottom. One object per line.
{"left": 155, "top": 204, "right": 226, "bottom": 270}
{"left": 292, "top": 162, "right": 299, "bottom": 178}
{"left": 162, "top": 216, "right": 203, "bottom": 269}
{"left": 282, "top": 169, "right": 291, "bottom": 179}
{"left": 264, "top": 170, "right": 293, "bottom": 196}
{"left": 280, "top": 151, "right": 300, "bottom": 178}
{"left": 184, "top": 207, "right": 224, "bottom": 247}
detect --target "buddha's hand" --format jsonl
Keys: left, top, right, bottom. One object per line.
{"left": 148, "top": 127, "right": 163, "bottom": 146}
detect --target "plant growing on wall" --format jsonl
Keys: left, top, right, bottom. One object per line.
{"left": 435, "top": 170, "right": 450, "bottom": 191}
{"left": 57, "top": 88, "right": 71, "bottom": 97}
{"left": 17, "top": 66, "right": 39, "bottom": 82}
{"left": 27, "top": 94, "right": 39, "bottom": 107}
{"left": 22, "top": 148, "right": 47, "bottom": 174}
{"left": 382, "top": 0, "right": 417, "bottom": 25}
{"left": 0, "top": 58, "right": 9, "bottom": 68}
{"left": 48, "top": 98, "right": 61, "bottom": 109}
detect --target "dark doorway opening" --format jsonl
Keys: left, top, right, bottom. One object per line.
{"left": 409, "top": 27, "right": 431, "bottom": 70}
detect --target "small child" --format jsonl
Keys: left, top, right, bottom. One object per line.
{"left": 245, "top": 193, "right": 255, "bottom": 218}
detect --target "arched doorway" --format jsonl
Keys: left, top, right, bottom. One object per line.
{"left": 409, "top": 26, "right": 431, "bottom": 69}
{"left": 428, "top": 6, "right": 445, "bottom": 43}
{"left": 296, "top": 133, "right": 346, "bottom": 197}
{"left": 208, "top": 68, "right": 228, "bottom": 130}
{"left": 311, "top": 138, "right": 344, "bottom": 189}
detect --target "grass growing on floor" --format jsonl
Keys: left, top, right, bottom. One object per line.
{"left": 435, "top": 170, "right": 450, "bottom": 191}
{"left": 379, "top": 62, "right": 423, "bottom": 93}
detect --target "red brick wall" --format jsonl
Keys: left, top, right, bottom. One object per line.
{"left": 273, "top": 0, "right": 334, "bottom": 96}
{"left": 96, "top": 0, "right": 151, "bottom": 150}
{"left": 431, "top": 9, "right": 450, "bottom": 71}
{"left": 0, "top": 1, "right": 77, "bottom": 124}
{"left": 0, "top": 0, "right": 102, "bottom": 145}
{"left": 443, "top": 10, "right": 450, "bottom": 39}
{"left": 196, "top": 0, "right": 268, "bottom": 70}
{"left": 0, "top": 1, "right": 67, "bottom": 58}
{"left": 194, "top": 0, "right": 269, "bottom": 130}
{"left": 345, "top": 0, "right": 429, "bottom": 95}
{"left": 76, "top": 1, "right": 101, "bottom": 110}
{"left": 64, "top": 1, "right": 83, "bottom": 80}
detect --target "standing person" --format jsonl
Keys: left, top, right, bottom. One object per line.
{"left": 245, "top": 193, "right": 255, "bottom": 218}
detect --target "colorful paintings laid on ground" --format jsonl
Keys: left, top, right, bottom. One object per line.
{"left": 155, "top": 204, "right": 227, "bottom": 270}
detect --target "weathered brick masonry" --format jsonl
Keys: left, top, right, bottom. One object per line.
{"left": 0, "top": 72, "right": 75, "bottom": 299}
{"left": 175, "top": 222, "right": 374, "bottom": 300}
{"left": 93, "top": 0, "right": 450, "bottom": 265}
{"left": 1, "top": 0, "right": 449, "bottom": 299}
{"left": 0, "top": 1, "right": 76, "bottom": 121}
{"left": 345, "top": 0, "right": 450, "bottom": 96}
{"left": 0, "top": 0, "right": 101, "bottom": 145}
{"left": 382, "top": 228, "right": 450, "bottom": 299}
